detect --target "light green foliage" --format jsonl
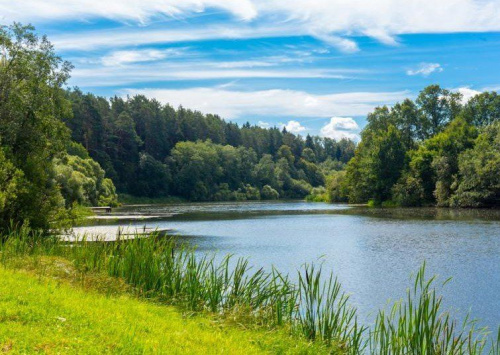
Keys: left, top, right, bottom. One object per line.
{"left": 320, "top": 158, "right": 345, "bottom": 174}
{"left": 169, "top": 140, "right": 316, "bottom": 201}
{"left": 243, "top": 184, "right": 261, "bottom": 200}
{"left": 261, "top": 185, "right": 280, "bottom": 200}
{"left": 253, "top": 154, "right": 278, "bottom": 188}
{"left": 326, "top": 171, "right": 349, "bottom": 203}
{"left": 305, "top": 186, "right": 328, "bottom": 202}
{"left": 54, "top": 154, "right": 118, "bottom": 207}
{"left": 170, "top": 140, "right": 227, "bottom": 201}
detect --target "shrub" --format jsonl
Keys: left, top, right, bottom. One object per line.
{"left": 261, "top": 185, "right": 279, "bottom": 200}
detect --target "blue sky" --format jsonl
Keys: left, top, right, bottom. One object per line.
{"left": 2, "top": 0, "right": 500, "bottom": 139}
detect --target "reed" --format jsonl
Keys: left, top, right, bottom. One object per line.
{"left": 0, "top": 228, "right": 498, "bottom": 354}
{"left": 369, "top": 263, "right": 495, "bottom": 354}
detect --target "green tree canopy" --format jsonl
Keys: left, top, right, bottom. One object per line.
{"left": 0, "top": 24, "right": 72, "bottom": 231}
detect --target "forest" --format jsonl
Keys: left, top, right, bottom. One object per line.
{"left": 65, "top": 89, "right": 355, "bottom": 201}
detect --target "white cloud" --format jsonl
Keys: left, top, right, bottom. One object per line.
{"left": 407, "top": 63, "right": 443, "bottom": 77}
{"left": 456, "top": 87, "right": 482, "bottom": 103}
{"left": 258, "top": 120, "right": 271, "bottom": 128}
{"left": 320, "top": 117, "right": 360, "bottom": 141}
{"left": 282, "top": 120, "right": 307, "bottom": 133}
{"left": 101, "top": 48, "right": 187, "bottom": 66}
{"left": 120, "top": 87, "right": 408, "bottom": 119}
{"left": 5, "top": 0, "right": 500, "bottom": 52}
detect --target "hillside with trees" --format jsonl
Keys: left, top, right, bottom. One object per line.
{"left": 64, "top": 89, "right": 355, "bottom": 201}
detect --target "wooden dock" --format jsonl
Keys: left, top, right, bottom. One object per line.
{"left": 90, "top": 206, "right": 112, "bottom": 213}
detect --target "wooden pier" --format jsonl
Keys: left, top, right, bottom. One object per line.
{"left": 90, "top": 206, "right": 112, "bottom": 213}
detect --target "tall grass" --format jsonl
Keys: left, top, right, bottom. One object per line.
{"left": 0, "top": 228, "right": 498, "bottom": 354}
{"left": 369, "top": 264, "right": 498, "bottom": 354}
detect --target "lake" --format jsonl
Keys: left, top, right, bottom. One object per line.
{"left": 74, "top": 201, "right": 500, "bottom": 331}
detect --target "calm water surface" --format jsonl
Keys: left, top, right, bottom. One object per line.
{"left": 76, "top": 201, "right": 500, "bottom": 330}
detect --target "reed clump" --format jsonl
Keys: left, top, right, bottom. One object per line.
{"left": 0, "top": 227, "right": 498, "bottom": 354}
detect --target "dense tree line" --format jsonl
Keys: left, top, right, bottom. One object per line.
{"left": 328, "top": 85, "right": 500, "bottom": 207}
{"left": 0, "top": 24, "right": 117, "bottom": 232}
{"left": 65, "top": 89, "right": 355, "bottom": 201}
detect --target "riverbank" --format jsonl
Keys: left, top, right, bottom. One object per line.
{"left": 1, "top": 229, "right": 498, "bottom": 354}
{"left": 0, "top": 256, "right": 327, "bottom": 353}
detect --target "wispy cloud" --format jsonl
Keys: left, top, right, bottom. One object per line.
{"left": 5, "top": 0, "right": 500, "bottom": 52}
{"left": 50, "top": 25, "right": 297, "bottom": 51}
{"left": 120, "top": 87, "right": 408, "bottom": 119}
{"left": 70, "top": 64, "right": 353, "bottom": 86}
{"left": 320, "top": 117, "right": 360, "bottom": 141}
{"left": 0, "top": 0, "right": 257, "bottom": 23}
{"left": 101, "top": 48, "right": 189, "bottom": 66}
{"left": 407, "top": 63, "right": 443, "bottom": 77}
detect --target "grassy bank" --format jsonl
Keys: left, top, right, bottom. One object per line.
{"left": 0, "top": 229, "right": 499, "bottom": 354}
{"left": 0, "top": 259, "right": 326, "bottom": 354}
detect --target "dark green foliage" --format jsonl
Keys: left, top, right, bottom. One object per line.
{"left": 401, "top": 118, "right": 477, "bottom": 206}
{"left": 462, "top": 91, "right": 500, "bottom": 127}
{"left": 451, "top": 123, "right": 500, "bottom": 207}
{"left": 343, "top": 84, "right": 500, "bottom": 208}
{"left": 0, "top": 24, "right": 117, "bottom": 232}
{"left": 345, "top": 124, "right": 406, "bottom": 204}
{"left": 65, "top": 90, "right": 355, "bottom": 201}
{"left": 261, "top": 185, "right": 279, "bottom": 200}
{"left": 134, "top": 153, "right": 171, "bottom": 197}
{"left": 416, "top": 85, "right": 462, "bottom": 138}
{"left": 0, "top": 24, "right": 71, "bottom": 231}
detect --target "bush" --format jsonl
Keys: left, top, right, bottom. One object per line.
{"left": 54, "top": 154, "right": 118, "bottom": 207}
{"left": 305, "top": 186, "right": 328, "bottom": 202}
{"left": 392, "top": 176, "right": 425, "bottom": 207}
{"left": 287, "top": 179, "right": 312, "bottom": 198}
{"left": 325, "top": 171, "right": 349, "bottom": 203}
{"left": 244, "top": 185, "right": 261, "bottom": 200}
{"left": 261, "top": 185, "right": 279, "bottom": 200}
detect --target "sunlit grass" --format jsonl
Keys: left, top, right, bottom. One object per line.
{"left": 0, "top": 264, "right": 327, "bottom": 354}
